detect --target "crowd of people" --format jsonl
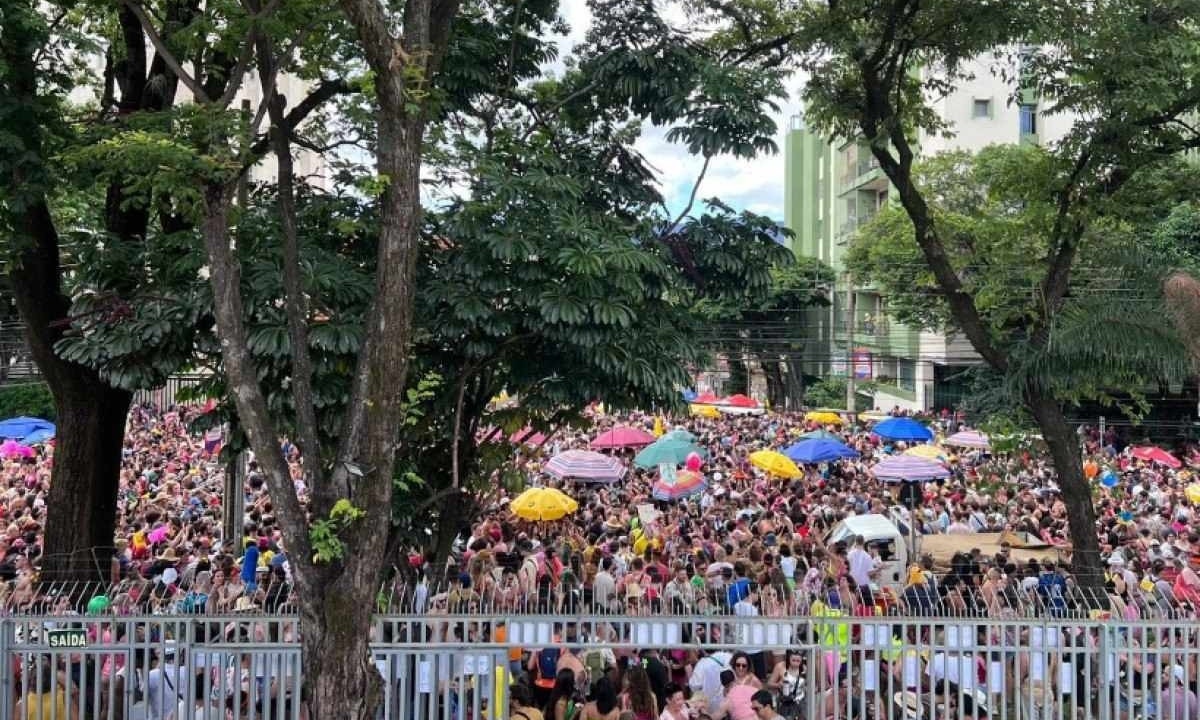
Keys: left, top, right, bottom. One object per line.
{"left": 2, "top": 401, "right": 1200, "bottom": 719}
{"left": 402, "top": 410, "right": 1200, "bottom": 622}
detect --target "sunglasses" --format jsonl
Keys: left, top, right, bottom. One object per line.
{"left": 735, "top": 663, "right": 748, "bottom": 668}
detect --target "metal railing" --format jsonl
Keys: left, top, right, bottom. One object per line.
{"left": 2, "top": 614, "right": 1200, "bottom": 720}
{"left": 17, "top": 577, "right": 1199, "bottom": 622}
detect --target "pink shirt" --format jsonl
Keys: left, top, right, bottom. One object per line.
{"left": 726, "top": 685, "right": 756, "bottom": 720}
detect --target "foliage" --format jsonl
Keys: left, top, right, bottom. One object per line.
{"left": 803, "top": 376, "right": 876, "bottom": 411}
{"left": 845, "top": 146, "right": 1195, "bottom": 409}
{"left": 308, "top": 499, "right": 366, "bottom": 564}
{"left": 0, "top": 383, "right": 56, "bottom": 421}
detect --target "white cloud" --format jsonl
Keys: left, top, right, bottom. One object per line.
{"left": 555, "top": 0, "right": 807, "bottom": 222}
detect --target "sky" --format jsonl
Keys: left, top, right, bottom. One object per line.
{"left": 556, "top": 0, "right": 805, "bottom": 223}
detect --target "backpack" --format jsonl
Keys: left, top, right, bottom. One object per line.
{"left": 583, "top": 649, "right": 608, "bottom": 680}
{"left": 538, "top": 648, "right": 561, "bottom": 682}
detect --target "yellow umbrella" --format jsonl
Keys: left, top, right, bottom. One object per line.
{"left": 510, "top": 487, "right": 579, "bottom": 522}
{"left": 904, "top": 445, "right": 948, "bottom": 462}
{"left": 805, "top": 411, "right": 844, "bottom": 425}
{"left": 1186, "top": 483, "right": 1200, "bottom": 506}
{"left": 690, "top": 404, "right": 720, "bottom": 418}
{"left": 749, "top": 450, "right": 802, "bottom": 479}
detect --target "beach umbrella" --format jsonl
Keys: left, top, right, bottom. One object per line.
{"left": 858, "top": 410, "right": 891, "bottom": 423}
{"left": 0, "top": 439, "right": 33, "bottom": 459}
{"left": 591, "top": 426, "right": 656, "bottom": 449}
{"left": 1131, "top": 446, "right": 1181, "bottom": 469}
{"left": 634, "top": 438, "right": 705, "bottom": 469}
{"left": 510, "top": 487, "right": 579, "bottom": 521}
{"left": 804, "top": 411, "right": 845, "bottom": 425}
{"left": 652, "top": 470, "right": 708, "bottom": 501}
{"left": 783, "top": 438, "right": 860, "bottom": 464}
{"left": 509, "top": 427, "right": 547, "bottom": 446}
{"left": 903, "top": 445, "right": 948, "bottom": 462}
{"left": 748, "top": 450, "right": 802, "bottom": 479}
{"left": 681, "top": 389, "right": 698, "bottom": 402}
{"left": 724, "top": 394, "right": 760, "bottom": 408}
{"left": 944, "top": 430, "right": 990, "bottom": 449}
{"left": 872, "top": 417, "right": 934, "bottom": 442}
{"left": 800, "top": 429, "right": 841, "bottom": 441}
{"left": 871, "top": 455, "right": 950, "bottom": 482}
{"left": 690, "top": 404, "right": 721, "bottom": 418}
{"left": 0, "top": 416, "right": 55, "bottom": 444}
{"left": 544, "top": 450, "right": 626, "bottom": 483}
{"left": 694, "top": 392, "right": 720, "bottom": 404}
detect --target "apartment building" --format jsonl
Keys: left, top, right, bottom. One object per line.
{"left": 783, "top": 54, "right": 1073, "bottom": 411}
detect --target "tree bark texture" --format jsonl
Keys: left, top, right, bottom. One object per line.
{"left": 1025, "top": 390, "right": 1105, "bottom": 597}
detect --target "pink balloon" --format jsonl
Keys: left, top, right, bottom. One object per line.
{"left": 685, "top": 452, "right": 702, "bottom": 471}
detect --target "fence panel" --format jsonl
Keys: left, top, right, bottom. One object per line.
{"left": 1, "top": 614, "right": 1199, "bottom": 720}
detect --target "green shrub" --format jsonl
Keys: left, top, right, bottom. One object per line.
{"left": 0, "top": 383, "right": 56, "bottom": 421}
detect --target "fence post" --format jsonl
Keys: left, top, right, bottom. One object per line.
{"left": 1097, "top": 624, "right": 1110, "bottom": 720}
{"left": 0, "top": 618, "right": 10, "bottom": 720}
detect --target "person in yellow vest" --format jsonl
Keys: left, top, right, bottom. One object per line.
{"left": 809, "top": 585, "right": 850, "bottom": 692}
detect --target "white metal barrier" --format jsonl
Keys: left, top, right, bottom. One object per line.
{"left": 0, "top": 614, "right": 1198, "bottom": 720}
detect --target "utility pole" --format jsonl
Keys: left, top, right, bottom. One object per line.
{"left": 846, "top": 273, "right": 856, "bottom": 412}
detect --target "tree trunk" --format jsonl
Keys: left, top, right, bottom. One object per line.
{"left": 301, "top": 576, "right": 384, "bottom": 720}
{"left": 39, "top": 380, "right": 132, "bottom": 583}
{"left": 762, "top": 358, "right": 784, "bottom": 410}
{"left": 1025, "top": 390, "right": 1105, "bottom": 599}
{"left": 784, "top": 357, "right": 806, "bottom": 411}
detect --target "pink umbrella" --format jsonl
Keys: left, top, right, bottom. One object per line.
{"left": 1131, "top": 446, "right": 1181, "bottom": 469}
{"left": 590, "top": 426, "right": 656, "bottom": 449}
{"left": 0, "top": 439, "right": 29, "bottom": 459}
{"left": 510, "top": 428, "right": 547, "bottom": 446}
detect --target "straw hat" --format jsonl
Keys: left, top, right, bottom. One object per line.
{"left": 893, "top": 691, "right": 923, "bottom": 719}
{"left": 156, "top": 547, "right": 181, "bottom": 563}
{"left": 233, "top": 596, "right": 260, "bottom": 613}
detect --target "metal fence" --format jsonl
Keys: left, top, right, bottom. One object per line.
{"left": 15, "top": 576, "right": 1200, "bottom": 623}
{"left": 1, "top": 613, "right": 1199, "bottom": 720}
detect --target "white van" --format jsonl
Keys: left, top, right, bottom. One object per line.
{"left": 825, "top": 514, "right": 908, "bottom": 588}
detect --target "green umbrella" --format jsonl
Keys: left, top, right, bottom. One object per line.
{"left": 801, "top": 429, "right": 841, "bottom": 441}
{"left": 634, "top": 438, "right": 706, "bottom": 469}
{"left": 664, "top": 428, "right": 696, "bottom": 442}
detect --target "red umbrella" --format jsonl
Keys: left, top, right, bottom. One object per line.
{"left": 1131, "top": 445, "right": 1181, "bottom": 469}
{"left": 724, "top": 394, "right": 759, "bottom": 408}
{"left": 590, "top": 426, "right": 656, "bottom": 449}
{"left": 694, "top": 392, "right": 720, "bottom": 404}
{"left": 510, "top": 428, "right": 547, "bottom": 446}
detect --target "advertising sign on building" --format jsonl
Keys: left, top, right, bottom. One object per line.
{"left": 852, "top": 348, "right": 873, "bottom": 379}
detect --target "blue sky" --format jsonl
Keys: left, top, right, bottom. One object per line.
{"left": 558, "top": 0, "right": 804, "bottom": 224}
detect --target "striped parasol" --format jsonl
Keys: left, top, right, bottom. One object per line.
{"left": 544, "top": 450, "right": 627, "bottom": 484}
{"left": 652, "top": 470, "right": 708, "bottom": 501}
{"left": 944, "top": 430, "right": 990, "bottom": 449}
{"left": 871, "top": 455, "right": 951, "bottom": 482}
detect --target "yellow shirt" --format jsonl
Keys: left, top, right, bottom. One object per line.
{"left": 25, "top": 691, "right": 67, "bottom": 720}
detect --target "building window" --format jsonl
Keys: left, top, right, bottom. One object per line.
{"left": 897, "top": 359, "right": 916, "bottom": 392}
{"left": 972, "top": 98, "right": 992, "bottom": 119}
{"left": 1019, "top": 104, "right": 1038, "bottom": 136}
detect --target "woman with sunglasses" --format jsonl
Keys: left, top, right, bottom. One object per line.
{"left": 729, "top": 653, "right": 762, "bottom": 690}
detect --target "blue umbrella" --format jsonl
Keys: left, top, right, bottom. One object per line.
{"left": 783, "top": 438, "right": 860, "bottom": 464}
{"left": 20, "top": 428, "right": 55, "bottom": 444}
{"left": 872, "top": 417, "right": 933, "bottom": 442}
{"left": 0, "top": 417, "right": 55, "bottom": 443}
{"left": 681, "top": 389, "right": 698, "bottom": 402}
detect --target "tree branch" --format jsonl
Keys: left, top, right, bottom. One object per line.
{"left": 245, "top": 78, "right": 355, "bottom": 164}
{"left": 251, "top": 3, "right": 325, "bottom": 514}
{"left": 120, "top": 0, "right": 211, "bottom": 103}
{"left": 667, "top": 153, "right": 712, "bottom": 231}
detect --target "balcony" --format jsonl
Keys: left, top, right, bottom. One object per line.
{"left": 839, "top": 156, "right": 884, "bottom": 193}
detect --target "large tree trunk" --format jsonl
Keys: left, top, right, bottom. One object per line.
{"left": 39, "top": 380, "right": 132, "bottom": 582}
{"left": 301, "top": 573, "right": 385, "bottom": 719}
{"left": 8, "top": 201, "right": 133, "bottom": 585}
{"left": 1025, "top": 390, "right": 1105, "bottom": 599}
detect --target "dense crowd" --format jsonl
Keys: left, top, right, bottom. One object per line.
{"left": 3, "top": 403, "right": 1200, "bottom": 719}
